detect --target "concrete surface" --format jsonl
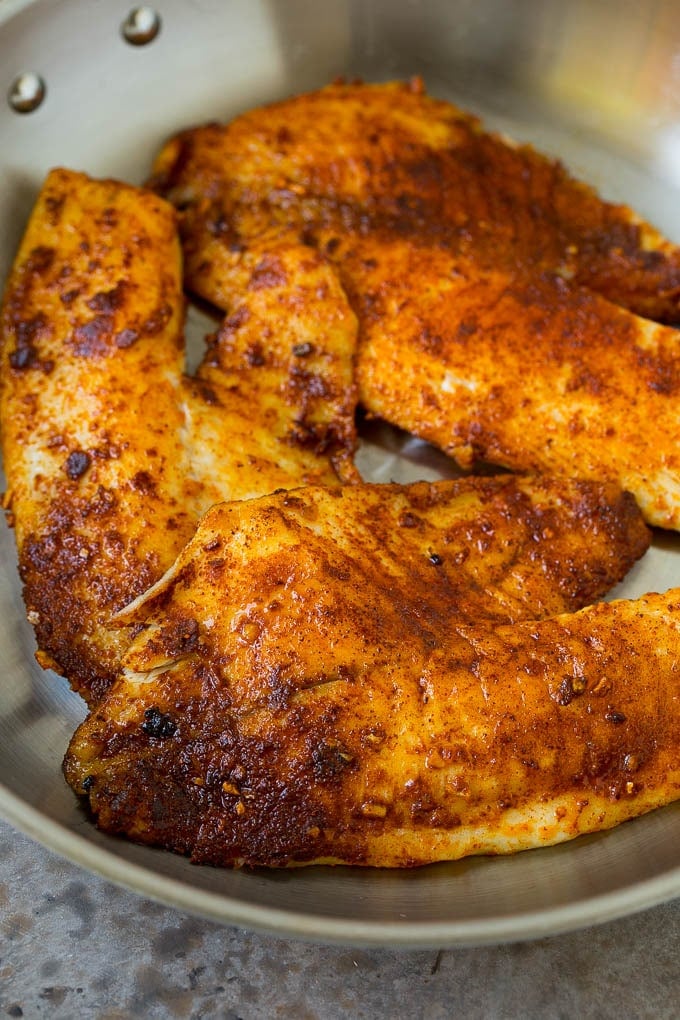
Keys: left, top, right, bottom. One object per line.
{"left": 0, "top": 818, "right": 678, "bottom": 1019}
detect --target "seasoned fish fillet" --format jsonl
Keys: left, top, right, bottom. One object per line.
{"left": 151, "top": 80, "right": 680, "bottom": 323}
{"left": 0, "top": 169, "right": 358, "bottom": 702}
{"left": 346, "top": 238, "right": 680, "bottom": 529}
{"left": 63, "top": 477, "right": 655, "bottom": 867}
{"left": 151, "top": 79, "right": 680, "bottom": 528}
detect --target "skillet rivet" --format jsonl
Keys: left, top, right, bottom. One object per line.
{"left": 8, "top": 72, "right": 46, "bottom": 114}
{"left": 121, "top": 6, "right": 161, "bottom": 46}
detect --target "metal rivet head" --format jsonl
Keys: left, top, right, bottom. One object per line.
{"left": 8, "top": 72, "right": 46, "bottom": 114}
{"left": 122, "top": 6, "right": 161, "bottom": 46}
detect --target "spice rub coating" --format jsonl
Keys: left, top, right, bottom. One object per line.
{"left": 347, "top": 238, "right": 680, "bottom": 529}
{"left": 151, "top": 80, "right": 680, "bottom": 323}
{"left": 151, "top": 79, "right": 680, "bottom": 528}
{"left": 63, "top": 476, "right": 655, "bottom": 867}
{"left": 0, "top": 170, "right": 358, "bottom": 702}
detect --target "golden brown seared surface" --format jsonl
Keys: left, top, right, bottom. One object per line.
{"left": 151, "top": 79, "right": 680, "bottom": 528}
{"left": 63, "top": 477, "right": 655, "bottom": 867}
{"left": 346, "top": 238, "right": 680, "bottom": 529}
{"left": 0, "top": 170, "right": 357, "bottom": 702}
{"left": 151, "top": 80, "right": 680, "bottom": 323}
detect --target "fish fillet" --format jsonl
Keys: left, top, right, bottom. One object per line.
{"left": 0, "top": 169, "right": 358, "bottom": 702}
{"left": 63, "top": 477, "right": 659, "bottom": 867}
{"left": 150, "top": 79, "right": 680, "bottom": 528}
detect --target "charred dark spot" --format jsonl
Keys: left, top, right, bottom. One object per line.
{"left": 249, "top": 254, "right": 287, "bottom": 291}
{"left": 429, "top": 552, "right": 443, "bottom": 565}
{"left": 287, "top": 418, "right": 333, "bottom": 454}
{"left": 114, "top": 328, "right": 139, "bottom": 348}
{"left": 245, "top": 343, "right": 266, "bottom": 367}
{"left": 64, "top": 450, "right": 91, "bottom": 479}
{"left": 82, "top": 775, "right": 95, "bottom": 792}
{"left": 28, "top": 245, "right": 55, "bottom": 274}
{"left": 141, "top": 707, "right": 177, "bottom": 739}
{"left": 174, "top": 561, "right": 197, "bottom": 590}
{"left": 266, "top": 668, "right": 293, "bottom": 710}
{"left": 289, "top": 366, "right": 330, "bottom": 398}
{"left": 636, "top": 346, "right": 680, "bottom": 395}
{"left": 219, "top": 306, "right": 250, "bottom": 336}
{"left": 45, "top": 195, "right": 65, "bottom": 224}
{"left": 324, "top": 562, "right": 351, "bottom": 581}
{"left": 648, "top": 376, "right": 675, "bottom": 395}
{"left": 9, "top": 313, "right": 50, "bottom": 369}
{"left": 93, "top": 443, "right": 121, "bottom": 461}
{"left": 407, "top": 777, "right": 458, "bottom": 826}
{"left": 100, "top": 207, "right": 118, "bottom": 228}
{"left": 399, "top": 511, "right": 419, "bottom": 528}
{"left": 87, "top": 281, "right": 126, "bottom": 313}
{"left": 193, "top": 380, "right": 222, "bottom": 406}
{"left": 300, "top": 227, "right": 317, "bottom": 247}
{"left": 9, "top": 345, "right": 36, "bottom": 369}
{"left": 130, "top": 470, "right": 156, "bottom": 494}
{"left": 282, "top": 494, "right": 306, "bottom": 510}
{"left": 312, "top": 741, "right": 355, "bottom": 780}
{"left": 455, "top": 318, "right": 478, "bottom": 339}
{"left": 639, "top": 249, "right": 664, "bottom": 269}
{"left": 71, "top": 314, "right": 114, "bottom": 357}
{"left": 168, "top": 617, "right": 200, "bottom": 654}
{"left": 89, "top": 485, "right": 117, "bottom": 514}
{"left": 142, "top": 303, "right": 172, "bottom": 335}
{"left": 60, "top": 288, "right": 81, "bottom": 306}
{"left": 605, "top": 710, "right": 627, "bottom": 725}
{"left": 292, "top": 342, "right": 314, "bottom": 358}
{"left": 104, "top": 529, "right": 124, "bottom": 553}
{"left": 207, "top": 212, "right": 235, "bottom": 239}
{"left": 553, "top": 677, "right": 575, "bottom": 706}
{"left": 325, "top": 237, "right": 340, "bottom": 255}
{"left": 206, "top": 557, "right": 226, "bottom": 580}
{"left": 565, "top": 369, "right": 605, "bottom": 396}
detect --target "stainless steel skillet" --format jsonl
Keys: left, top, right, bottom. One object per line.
{"left": 1, "top": 0, "right": 679, "bottom": 946}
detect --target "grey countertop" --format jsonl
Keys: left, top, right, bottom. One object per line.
{"left": 1, "top": 819, "right": 678, "bottom": 1019}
